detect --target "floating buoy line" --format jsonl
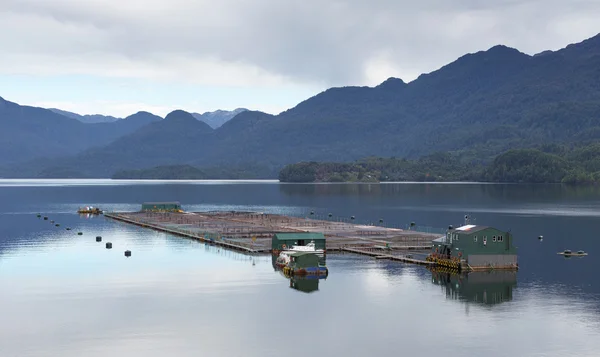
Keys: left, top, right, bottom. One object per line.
{"left": 36, "top": 213, "right": 132, "bottom": 259}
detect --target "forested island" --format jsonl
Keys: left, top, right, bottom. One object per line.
{"left": 278, "top": 144, "right": 600, "bottom": 184}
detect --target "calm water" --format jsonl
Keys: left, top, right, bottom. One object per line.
{"left": 1, "top": 180, "right": 600, "bottom": 357}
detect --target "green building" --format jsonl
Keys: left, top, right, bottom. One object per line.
{"left": 431, "top": 224, "right": 517, "bottom": 269}
{"left": 288, "top": 252, "right": 321, "bottom": 269}
{"left": 141, "top": 202, "right": 182, "bottom": 212}
{"left": 271, "top": 232, "right": 326, "bottom": 251}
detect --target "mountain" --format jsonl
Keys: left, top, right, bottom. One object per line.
{"left": 49, "top": 108, "right": 120, "bottom": 123}
{"left": 3, "top": 33, "right": 600, "bottom": 178}
{"left": 192, "top": 108, "right": 248, "bottom": 128}
{"left": 27, "top": 110, "right": 214, "bottom": 177}
{"left": 0, "top": 97, "right": 161, "bottom": 166}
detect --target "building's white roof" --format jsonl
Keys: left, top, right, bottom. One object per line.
{"left": 455, "top": 225, "right": 477, "bottom": 231}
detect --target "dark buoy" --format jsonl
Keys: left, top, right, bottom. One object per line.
{"left": 106, "top": 242, "right": 112, "bottom": 249}
{"left": 43, "top": 216, "right": 48, "bottom": 220}
{"left": 36, "top": 214, "right": 41, "bottom": 218}
{"left": 124, "top": 250, "right": 131, "bottom": 257}
{"left": 55, "top": 223, "right": 60, "bottom": 227}
{"left": 328, "top": 213, "right": 333, "bottom": 217}
{"left": 351, "top": 216, "right": 355, "bottom": 220}
{"left": 77, "top": 232, "right": 83, "bottom": 235}
{"left": 96, "top": 236, "right": 102, "bottom": 242}
{"left": 310, "top": 211, "right": 314, "bottom": 215}
{"left": 66, "top": 227, "right": 71, "bottom": 231}
{"left": 379, "top": 218, "right": 384, "bottom": 223}
{"left": 538, "top": 235, "right": 543, "bottom": 240}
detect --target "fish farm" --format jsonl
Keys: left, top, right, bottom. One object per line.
{"left": 103, "top": 203, "right": 519, "bottom": 272}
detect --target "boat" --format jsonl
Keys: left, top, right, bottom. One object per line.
{"left": 275, "top": 251, "right": 292, "bottom": 267}
{"left": 284, "top": 240, "right": 324, "bottom": 255}
{"left": 558, "top": 249, "right": 588, "bottom": 257}
{"left": 279, "top": 251, "right": 328, "bottom": 276}
{"left": 77, "top": 206, "right": 103, "bottom": 214}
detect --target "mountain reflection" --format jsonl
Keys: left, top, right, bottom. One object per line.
{"left": 430, "top": 269, "right": 517, "bottom": 306}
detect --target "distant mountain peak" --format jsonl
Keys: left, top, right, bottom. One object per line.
{"left": 376, "top": 77, "right": 407, "bottom": 90}
{"left": 164, "top": 110, "right": 197, "bottom": 122}
{"left": 192, "top": 108, "right": 249, "bottom": 129}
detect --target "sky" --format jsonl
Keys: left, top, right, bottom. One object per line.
{"left": 1, "top": 0, "right": 599, "bottom": 118}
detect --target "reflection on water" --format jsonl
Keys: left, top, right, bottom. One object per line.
{"left": 431, "top": 269, "right": 517, "bottom": 306}
{"left": 272, "top": 255, "right": 327, "bottom": 294}
{"left": 289, "top": 276, "right": 323, "bottom": 293}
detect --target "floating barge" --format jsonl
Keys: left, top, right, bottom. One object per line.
{"left": 428, "top": 217, "right": 519, "bottom": 272}
{"left": 281, "top": 252, "right": 328, "bottom": 276}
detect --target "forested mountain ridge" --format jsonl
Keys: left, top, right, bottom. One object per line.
{"left": 2, "top": 33, "right": 600, "bottom": 178}
{"left": 0, "top": 96, "right": 161, "bottom": 166}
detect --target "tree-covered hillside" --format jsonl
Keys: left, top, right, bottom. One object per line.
{"left": 279, "top": 144, "right": 600, "bottom": 184}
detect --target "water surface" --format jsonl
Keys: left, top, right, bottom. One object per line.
{"left": 1, "top": 180, "right": 599, "bottom": 357}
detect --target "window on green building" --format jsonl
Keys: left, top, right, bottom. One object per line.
{"left": 474, "top": 236, "right": 478, "bottom": 242}
{"left": 498, "top": 235, "right": 504, "bottom": 242}
{"left": 493, "top": 236, "right": 497, "bottom": 242}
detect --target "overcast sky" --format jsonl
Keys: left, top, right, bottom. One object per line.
{"left": 1, "top": 0, "right": 599, "bottom": 117}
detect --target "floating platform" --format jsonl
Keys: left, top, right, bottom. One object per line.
{"left": 104, "top": 211, "right": 438, "bottom": 254}
{"left": 558, "top": 250, "right": 588, "bottom": 257}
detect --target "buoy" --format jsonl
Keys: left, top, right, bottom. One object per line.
{"left": 106, "top": 242, "right": 112, "bottom": 249}
{"left": 328, "top": 213, "right": 333, "bottom": 217}
{"left": 96, "top": 236, "right": 102, "bottom": 242}
{"left": 310, "top": 211, "right": 314, "bottom": 215}
{"left": 351, "top": 216, "right": 355, "bottom": 220}
{"left": 36, "top": 214, "right": 41, "bottom": 218}
{"left": 538, "top": 235, "right": 543, "bottom": 240}
{"left": 43, "top": 216, "right": 48, "bottom": 220}
{"left": 77, "top": 232, "right": 83, "bottom": 235}
{"left": 379, "top": 218, "right": 384, "bottom": 223}
{"left": 55, "top": 223, "right": 60, "bottom": 227}
{"left": 124, "top": 250, "right": 131, "bottom": 257}
{"left": 66, "top": 227, "right": 71, "bottom": 231}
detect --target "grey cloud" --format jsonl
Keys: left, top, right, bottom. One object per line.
{"left": 2, "top": 0, "right": 600, "bottom": 85}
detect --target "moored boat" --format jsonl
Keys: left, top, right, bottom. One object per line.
{"left": 275, "top": 251, "right": 292, "bottom": 267}
{"left": 77, "top": 206, "right": 103, "bottom": 214}
{"left": 279, "top": 251, "right": 328, "bottom": 276}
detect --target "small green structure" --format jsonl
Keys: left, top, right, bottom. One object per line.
{"left": 141, "top": 202, "right": 182, "bottom": 212}
{"left": 431, "top": 223, "right": 518, "bottom": 269}
{"left": 289, "top": 252, "right": 320, "bottom": 269}
{"left": 272, "top": 232, "right": 326, "bottom": 251}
